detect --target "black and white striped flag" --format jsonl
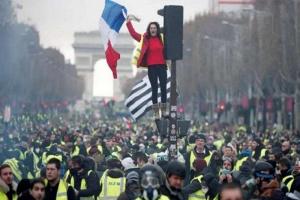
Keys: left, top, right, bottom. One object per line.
{"left": 125, "top": 71, "right": 171, "bottom": 120}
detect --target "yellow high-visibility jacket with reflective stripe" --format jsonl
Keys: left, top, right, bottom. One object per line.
{"left": 281, "top": 175, "right": 294, "bottom": 192}
{"left": 4, "top": 158, "right": 22, "bottom": 182}
{"left": 234, "top": 156, "right": 248, "bottom": 171}
{"left": 0, "top": 191, "right": 17, "bottom": 200}
{"left": 98, "top": 173, "right": 125, "bottom": 200}
{"left": 45, "top": 179, "right": 68, "bottom": 200}
{"left": 67, "top": 170, "right": 94, "bottom": 200}
{"left": 188, "top": 175, "right": 206, "bottom": 200}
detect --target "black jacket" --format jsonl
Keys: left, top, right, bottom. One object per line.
{"left": 66, "top": 169, "right": 100, "bottom": 199}
{"left": 160, "top": 181, "right": 184, "bottom": 200}
{"left": 182, "top": 177, "right": 202, "bottom": 200}
{"left": 17, "top": 191, "right": 35, "bottom": 200}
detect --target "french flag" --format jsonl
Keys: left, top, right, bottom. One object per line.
{"left": 100, "top": 0, "right": 127, "bottom": 79}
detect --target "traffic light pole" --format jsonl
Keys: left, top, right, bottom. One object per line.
{"left": 168, "top": 60, "right": 178, "bottom": 161}
{"left": 157, "top": 5, "right": 184, "bottom": 161}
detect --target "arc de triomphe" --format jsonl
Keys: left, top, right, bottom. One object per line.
{"left": 73, "top": 31, "right": 135, "bottom": 100}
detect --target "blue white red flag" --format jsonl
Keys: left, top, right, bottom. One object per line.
{"left": 100, "top": 0, "right": 127, "bottom": 79}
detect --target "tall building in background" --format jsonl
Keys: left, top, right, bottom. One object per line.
{"left": 73, "top": 32, "right": 134, "bottom": 101}
{"left": 209, "top": 0, "right": 255, "bottom": 14}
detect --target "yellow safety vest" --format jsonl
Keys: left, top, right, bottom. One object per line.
{"left": 4, "top": 158, "right": 22, "bottom": 182}
{"left": 234, "top": 157, "right": 248, "bottom": 171}
{"left": 56, "top": 180, "right": 69, "bottom": 200}
{"left": 188, "top": 175, "right": 206, "bottom": 200}
{"left": 136, "top": 195, "right": 170, "bottom": 200}
{"left": 98, "top": 173, "right": 126, "bottom": 200}
{"left": 71, "top": 146, "right": 80, "bottom": 157}
{"left": 156, "top": 143, "right": 163, "bottom": 149}
{"left": 0, "top": 191, "right": 17, "bottom": 200}
{"left": 25, "top": 150, "right": 40, "bottom": 176}
{"left": 42, "top": 153, "right": 63, "bottom": 165}
{"left": 281, "top": 175, "right": 294, "bottom": 192}
{"left": 16, "top": 149, "right": 25, "bottom": 160}
{"left": 68, "top": 170, "right": 94, "bottom": 200}
{"left": 132, "top": 34, "right": 164, "bottom": 67}
{"left": 190, "top": 150, "right": 212, "bottom": 171}
{"left": 259, "top": 149, "right": 267, "bottom": 159}
{"left": 252, "top": 148, "right": 266, "bottom": 160}
{"left": 45, "top": 179, "right": 68, "bottom": 200}
{"left": 187, "top": 144, "right": 196, "bottom": 153}
{"left": 63, "top": 170, "right": 70, "bottom": 183}
{"left": 87, "top": 145, "right": 103, "bottom": 155}
{"left": 213, "top": 139, "right": 224, "bottom": 150}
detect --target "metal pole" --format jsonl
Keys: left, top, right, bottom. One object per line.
{"left": 168, "top": 60, "right": 178, "bottom": 161}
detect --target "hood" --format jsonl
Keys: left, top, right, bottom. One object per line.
{"left": 107, "top": 169, "right": 124, "bottom": 178}
{"left": 0, "top": 178, "right": 17, "bottom": 193}
{"left": 121, "top": 157, "right": 136, "bottom": 171}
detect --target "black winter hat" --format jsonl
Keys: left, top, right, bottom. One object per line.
{"left": 166, "top": 161, "right": 186, "bottom": 179}
{"left": 194, "top": 133, "right": 206, "bottom": 141}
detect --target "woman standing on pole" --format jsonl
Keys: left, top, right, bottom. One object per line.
{"left": 126, "top": 15, "right": 168, "bottom": 119}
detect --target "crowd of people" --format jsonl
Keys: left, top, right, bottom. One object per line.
{"left": 0, "top": 108, "right": 300, "bottom": 200}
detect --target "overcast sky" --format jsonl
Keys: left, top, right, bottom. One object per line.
{"left": 15, "top": 0, "right": 209, "bottom": 63}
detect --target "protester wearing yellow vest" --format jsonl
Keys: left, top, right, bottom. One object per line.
{"left": 66, "top": 155, "right": 100, "bottom": 200}
{"left": 42, "top": 144, "right": 64, "bottom": 165}
{"left": 0, "top": 164, "right": 17, "bottom": 200}
{"left": 71, "top": 145, "right": 80, "bottom": 157}
{"left": 24, "top": 149, "right": 40, "bottom": 178}
{"left": 251, "top": 138, "right": 267, "bottom": 161}
{"left": 45, "top": 158, "right": 75, "bottom": 200}
{"left": 186, "top": 133, "right": 213, "bottom": 181}
{"left": 281, "top": 161, "right": 300, "bottom": 193}
{"left": 3, "top": 158, "right": 23, "bottom": 183}
{"left": 282, "top": 175, "right": 295, "bottom": 193}
{"left": 98, "top": 158, "right": 125, "bottom": 200}
{"left": 186, "top": 175, "right": 206, "bottom": 200}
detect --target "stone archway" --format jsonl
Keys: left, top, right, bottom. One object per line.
{"left": 73, "top": 31, "right": 135, "bottom": 100}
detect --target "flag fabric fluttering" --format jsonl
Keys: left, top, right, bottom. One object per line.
{"left": 99, "top": 0, "right": 127, "bottom": 79}
{"left": 125, "top": 71, "right": 171, "bottom": 120}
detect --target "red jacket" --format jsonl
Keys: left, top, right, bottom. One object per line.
{"left": 126, "top": 21, "right": 164, "bottom": 67}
